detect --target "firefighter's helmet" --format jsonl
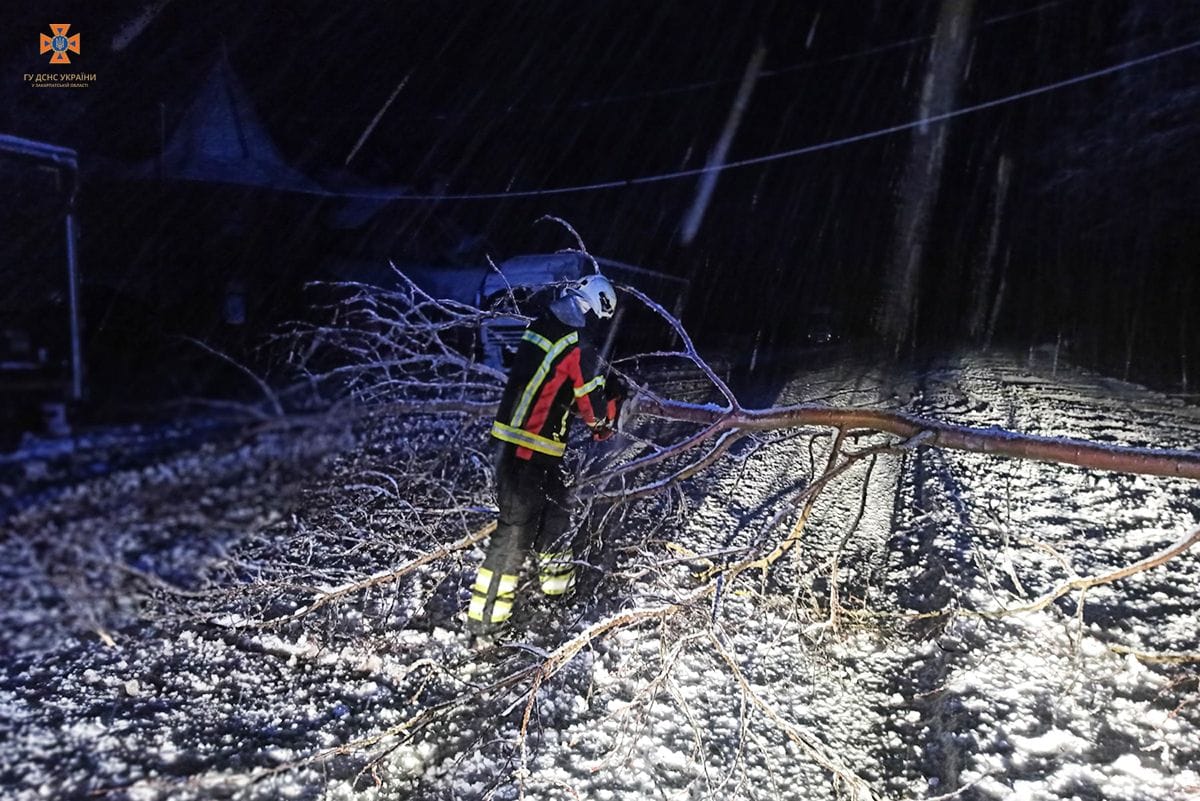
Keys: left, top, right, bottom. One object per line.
{"left": 571, "top": 274, "right": 617, "bottom": 320}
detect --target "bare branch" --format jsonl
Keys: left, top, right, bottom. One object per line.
{"left": 183, "top": 336, "right": 284, "bottom": 417}
{"left": 982, "top": 523, "right": 1200, "bottom": 617}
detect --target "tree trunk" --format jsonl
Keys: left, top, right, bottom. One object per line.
{"left": 632, "top": 395, "right": 1200, "bottom": 482}
{"left": 1181, "top": 269, "right": 1192, "bottom": 393}
{"left": 983, "top": 249, "right": 1008, "bottom": 350}
{"left": 968, "top": 154, "right": 1012, "bottom": 341}
{"left": 875, "top": 0, "right": 976, "bottom": 351}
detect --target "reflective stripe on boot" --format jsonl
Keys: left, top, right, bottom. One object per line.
{"left": 468, "top": 567, "right": 519, "bottom": 626}
{"left": 537, "top": 551, "right": 576, "bottom": 596}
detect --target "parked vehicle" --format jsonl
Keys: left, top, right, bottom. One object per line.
{"left": 802, "top": 307, "right": 839, "bottom": 346}
{"left": 352, "top": 252, "right": 687, "bottom": 370}
{"left": 478, "top": 254, "right": 688, "bottom": 369}
{"left": 475, "top": 253, "right": 584, "bottom": 368}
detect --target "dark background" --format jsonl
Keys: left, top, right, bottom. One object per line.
{"left": 1, "top": 1, "right": 1197, "bottom": 413}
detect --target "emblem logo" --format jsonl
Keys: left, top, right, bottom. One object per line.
{"left": 40, "top": 24, "right": 80, "bottom": 64}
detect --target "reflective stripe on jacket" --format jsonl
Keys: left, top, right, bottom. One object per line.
{"left": 491, "top": 312, "right": 611, "bottom": 460}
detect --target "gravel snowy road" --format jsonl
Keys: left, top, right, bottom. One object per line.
{"left": 1, "top": 352, "right": 1197, "bottom": 800}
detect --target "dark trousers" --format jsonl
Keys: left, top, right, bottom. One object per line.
{"left": 468, "top": 448, "right": 577, "bottom": 630}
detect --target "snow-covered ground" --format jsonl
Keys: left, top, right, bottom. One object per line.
{"left": 1, "top": 352, "right": 1197, "bottom": 800}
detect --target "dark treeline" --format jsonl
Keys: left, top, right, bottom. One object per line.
{"left": 1, "top": 1, "right": 1196, "bottom": 411}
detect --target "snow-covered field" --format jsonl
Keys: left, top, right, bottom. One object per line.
{"left": 2, "top": 352, "right": 1197, "bottom": 800}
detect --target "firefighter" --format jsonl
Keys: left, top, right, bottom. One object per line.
{"left": 467, "top": 273, "right": 625, "bottom": 636}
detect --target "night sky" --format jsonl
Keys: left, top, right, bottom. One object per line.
{"left": 2, "top": 1, "right": 1198, "bottom": 402}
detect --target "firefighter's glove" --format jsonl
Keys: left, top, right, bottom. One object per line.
{"left": 592, "top": 418, "right": 616, "bottom": 442}
{"left": 602, "top": 395, "right": 624, "bottom": 436}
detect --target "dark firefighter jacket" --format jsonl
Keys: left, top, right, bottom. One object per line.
{"left": 490, "top": 308, "right": 617, "bottom": 461}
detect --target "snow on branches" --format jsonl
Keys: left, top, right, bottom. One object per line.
{"left": 220, "top": 246, "right": 1200, "bottom": 799}
{"left": 280, "top": 263, "right": 508, "bottom": 414}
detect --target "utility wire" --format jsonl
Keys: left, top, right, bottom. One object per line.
{"left": 325, "top": 35, "right": 1200, "bottom": 201}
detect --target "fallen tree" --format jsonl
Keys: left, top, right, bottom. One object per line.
{"left": 11, "top": 219, "right": 1198, "bottom": 800}
{"left": 224, "top": 226, "right": 1198, "bottom": 799}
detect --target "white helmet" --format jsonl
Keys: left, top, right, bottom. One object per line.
{"left": 570, "top": 274, "right": 617, "bottom": 319}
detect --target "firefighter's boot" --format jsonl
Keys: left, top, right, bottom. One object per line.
{"left": 537, "top": 549, "right": 577, "bottom": 597}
